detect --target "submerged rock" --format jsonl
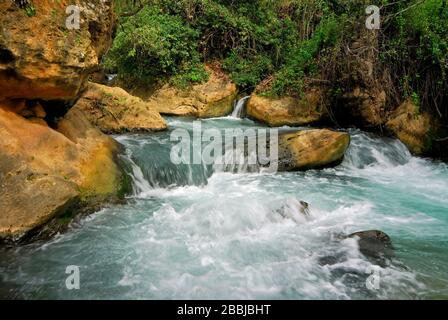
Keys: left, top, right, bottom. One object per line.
{"left": 277, "top": 129, "right": 350, "bottom": 171}
{"left": 149, "top": 66, "right": 237, "bottom": 118}
{"left": 72, "top": 82, "right": 167, "bottom": 134}
{"left": 246, "top": 89, "right": 327, "bottom": 127}
{"left": 275, "top": 199, "right": 311, "bottom": 223}
{"left": 348, "top": 230, "right": 395, "bottom": 259}
{"left": 318, "top": 230, "right": 394, "bottom": 270}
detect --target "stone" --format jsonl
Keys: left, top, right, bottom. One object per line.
{"left": 246, "top": 89, "right": 327, "bottom": 126}
{"left": 348, "top": 230, "right": 394, "bottom": 259}
{"left": 31, "top": 102, "right": 46, "bottom": 119}
{"left": 386, "top": 99, "right": 433, "bottom": 155}
{"left": 0, "top": 0, "right": 125, "bottom": 242}
{"left": 72, "top": 82, "right": 167, "bottom": 134}
{"left": 0, "top": 0, "right": 114, "bottom": 101}
{"left": 278, "top": 129, "right": 350, "bottom": 171}
{"left": 0, "top": 104, "right": 127, "bottom": 240}
{"left": 340, "top": 87, "right": 387, "bottom": 128}
{"left": 275, "top": 199, "right": 311, "bottom": 223}
{"left": 149, "top": 66, "right": 237, "bottom": 118}
{"left": 28, "top": 117, "right": 48, "bottom": 126}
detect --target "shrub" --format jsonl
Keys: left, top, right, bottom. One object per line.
{"left": 106, "top": 0, "right": 447, "bottom": 116}
{"left": 104, "top": 6, "right": 208, "bottom": 86}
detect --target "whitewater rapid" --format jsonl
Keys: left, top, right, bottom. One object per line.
{"left": 0, "top": 116, "right": 447, "bottom": 299}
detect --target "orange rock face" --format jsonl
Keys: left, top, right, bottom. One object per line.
{"left": 0, "top": 1, "right": 123, "bottom": 240}
{"left": 0, "top": 0, "right": 115, "bottom": 100}
{"left": 246, "top": 89, "right": 327, "bottom": 127}
{"left": 73, "top": 82, "right": 167, "bottom": 133}
{"left": 0, "top": 102, "right": 126, "bottom": 239}
{"left": 278, "top": 129, "right": 350, "bottom": 171}
{"left": 149, "top": 66, "right": 237, "bottom": 118}
{"left": 386, "top": 99, "right": 433, "bottom": 155}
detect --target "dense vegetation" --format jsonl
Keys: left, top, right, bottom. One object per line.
{"left": 380, "top": 0, "right": 448, "bottom": 116}
{"left": 107, "top": 0, "right": 447, "bottom": 119}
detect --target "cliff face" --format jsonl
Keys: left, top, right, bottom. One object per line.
{"left": 0, "top": 0, "right": 128, "bottom": 241}
{"left": 0, "top": 0, "right": 114, "bottom": 100}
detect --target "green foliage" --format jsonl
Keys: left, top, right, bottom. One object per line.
{"left": 223, "top": 52, "right": 273, "bottom": 90}
{"left": 107, "top": 0, "right": 448, "bottom": 111}
{"left": 406, "top": 0, "right": 448, "bottom": 67}
{"left": 170, "top": 62, "right": 210, "bottom": 89}
{"left": 104, "top": 6, "right": 208, "bottom": 86}
{"left": 267, "top": 15, "right": 343, "bottom": 97}
{"left": 106, "top": 0, "right": 346, "bottom": 92}
{"left": 380, "top": 0, "right": 448, "bottom": 116}
{"left": 24, "top": 5, "right": 36, "bottom": 17}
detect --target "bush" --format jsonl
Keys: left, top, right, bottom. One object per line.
{"left": 106, "top": 0, "right": 447, "bottom": 115}
{"left": 268, "top": 15, "right": 343, "bottom": 97}
{"left": 380, "top": 0, "right": 448, "bottom": 116}
{"left": 104, "top": 7, "right": 208, "bottom": 86}
{"left": 106, "top": 0, "right": 340, "bottom": 92}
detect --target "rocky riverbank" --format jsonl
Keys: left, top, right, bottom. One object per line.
{"left": 1, "top": 0, "right": 444, "bottom": 244}
{"left": 0, "top": 1, "right": 166, "bottom": 242}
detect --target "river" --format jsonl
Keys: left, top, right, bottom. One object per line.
{"left": 1, "top": 113, "right": 447, "bottom": 299}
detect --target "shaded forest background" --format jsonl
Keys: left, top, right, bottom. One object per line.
{"left": 106, "top": 0, "right": 448, "bottom": 152}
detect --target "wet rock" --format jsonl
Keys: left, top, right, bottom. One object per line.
{"left": 275, "top": 199, "right": 311, "bottom": 223}
{"left": 319, "top": 230, "right": 395, "bottom": 268}
{"left": 278, "top": 129, "right": 350, "bottom": 171}
{"left": 246, "top": 89, "right": 327, "bottom": 127}
{"left": 72, "top": 82, "right": 167, "bottom": 134}
{"left": 299, "top": 201, "right": 310, "bottom": 216}
{"left": 348, "top": 230, "right": 394, "bottom": 259}
{"left": 149, "top": 65, "right": 237, "bottom": 118}
{"left": 0, "top": 103, "right": 128, "bottom": 240}
{"left": 318, "top": 251, "right": 348, "bottom": 267}
{"left": 0, "top": 0, "right": 126, "bottom": 242}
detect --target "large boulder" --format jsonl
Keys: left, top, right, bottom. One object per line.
{"left": 0, "top": 149, "right": 80, "bottom": 240}
{"left": 72, "top": 82, "right": 167, "bottom": 134}
{"left": 246, "top": 89, "right": 327, "bottom": 127}
{"left": 278, "top": 129, "right": 350, "bottom": 171}
{"left": 0, "top": 0, "right": 115, "bottom": 101}
{"left": 0, "top": 101, "right": 128, "bottom": 240}
{"left": 0, "top": 0, "right": 125, "bottom": 241}
{"left": 386, "top": 99, "right": 433, "bottom": 155}
{"left": 149, "top": 66, "right": 237, "bottom": 118}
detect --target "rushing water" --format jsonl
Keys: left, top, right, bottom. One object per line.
{"left": 1, "top": 115, "right": 447, "bottom": 300}
{"left": 231, "top": 96, "right": 251, "bottom": 118}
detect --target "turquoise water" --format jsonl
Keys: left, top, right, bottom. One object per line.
{"left": 1, "top": 116, "right": 447, "bottom": 299}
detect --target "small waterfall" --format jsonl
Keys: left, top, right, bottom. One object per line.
{"left": 127, "top": 156, "right": 153, "bottom": 195}
{"left": 105, "top": 73, "right": 117, "bottom": 85}
{"left": 231, "top": 96, "right": 251, "bottom": 118}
